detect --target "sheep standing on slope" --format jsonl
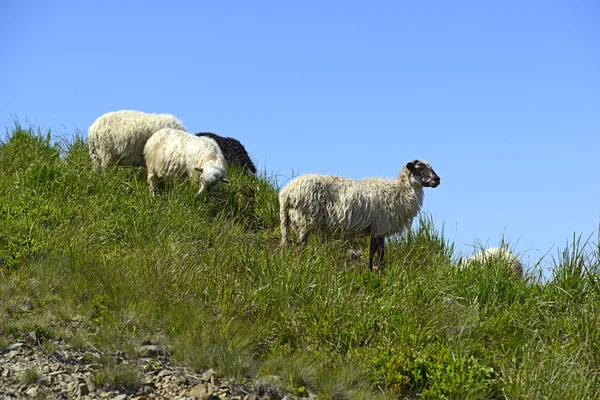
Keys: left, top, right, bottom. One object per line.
{"left": 144, "top": 128, "right": 229, "bottom": 196}
{"left": 461, "top": 247, "right": 524, "bottom": 279}
{"left": 196, "top": 132, "right": 257, "bottom": 174}
{"left": 88, "top": 110, "right": 186, "bottom": 169}
{"left": 279, "top": 160, "right": 441, "bottom": 270}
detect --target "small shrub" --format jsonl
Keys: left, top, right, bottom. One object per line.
{"left": 0, "top": 233, "right": 47, "bottom": 272}
{"left": 369, "top": 343, "right": 499, "bottom": 399}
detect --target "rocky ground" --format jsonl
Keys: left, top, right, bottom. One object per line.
{"left": 0, "top": 332, "right": 314, "bottom": 400}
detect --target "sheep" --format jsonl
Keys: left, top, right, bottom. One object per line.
{"left": 279, "top": 159, "right": 441, "bottom": 270}
{"left": 459, "top": 247, "right": 524, "bottom": 279}
{"left": 143, "top": 128, "right": 229, "bottom": 196}
{"left": 195, "top": 132, "right": 257, "bottom": 174}
{"left": 88, "top": 110, "right": 186, "bottom": 169}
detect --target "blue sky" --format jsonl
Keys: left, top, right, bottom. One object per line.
{"left": 2, "top": 1, "right": 599, "bottom": 277}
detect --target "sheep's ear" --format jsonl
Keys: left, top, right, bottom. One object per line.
{"left": 406, "top": 161, "right": 416, "bottom": 171}
{"left": 195, "top": 167, "right": 203, "bottom": 173}
{"left": 221, "top": 178, "right": 231, "bottom": 184}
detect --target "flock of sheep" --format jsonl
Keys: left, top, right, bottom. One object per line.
{"left": 87, "top": 110, "right": 523, "bottom": 276}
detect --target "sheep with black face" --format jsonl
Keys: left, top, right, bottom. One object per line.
{"left": 279, "top": 160, "right": 441, "bottom": 270}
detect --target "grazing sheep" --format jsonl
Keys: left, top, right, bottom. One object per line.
{"left": 143, "top": 128, "right": 229, "bottom": 196}
{"left": 88, "top": 110, "right": 186, "bottom": 169}
{"left": 279, "top": 160, "right": 441, "bottom": 270}
{"left": 195, "top": 132, "right": 257, "bottom": 174}
{"left": 460, "top": 247, "right": 524, "bottom": 279}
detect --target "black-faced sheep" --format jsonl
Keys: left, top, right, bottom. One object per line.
{"left": 143, "top": 128, "right": 228, "bottom": 196}
{"left": 279, "top": 160, "right": 441, "bottom": 270}
{"left": 460, "top": 247, "right": 524, "bottom": 279}
{"left": 88, "top": 110, "right": 186, "bottom": 169}
{"left": 195, "top": 132, "right": 257, "bottom": 174}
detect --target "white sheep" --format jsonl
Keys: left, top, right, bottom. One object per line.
{"left": 87, "top": 110, "right": 186, "bottom": 169}
{"left": 143, "top": 128, "right": 229, "bottom": 196}
{"left": 459, "top": 247, "right": 524, "bottom": 279}
{"left": 279, "top": 159, "right": 441, "bottom": 270}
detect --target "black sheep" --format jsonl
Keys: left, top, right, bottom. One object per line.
{"left": 195, "top": 132, "right": 257, "bottom": 174}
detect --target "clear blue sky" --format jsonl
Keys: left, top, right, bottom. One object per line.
{"left": 2, "top": 1, "right": 599, "bottom": 277}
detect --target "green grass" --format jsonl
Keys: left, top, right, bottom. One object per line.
{"left": 23, "top": 367, "right": 42, "bottom": 385}
{"left": 1, "top": 123, "right": 599, "bottom": 399}
{"left": 94, "top": 360, "right": 143, "bottom": 393}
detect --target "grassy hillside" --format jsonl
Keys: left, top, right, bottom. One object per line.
{"left": 1, "top": 124, "right": 599, "bottom": 399}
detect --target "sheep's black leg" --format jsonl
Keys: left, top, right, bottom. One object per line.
{"left": 369, "top": 236, "right": 377, "bottom": 271}
{"left": 369, "top": 237, "right": 386, "bottom": 271}
{"left": 377, "top": 237, "right": 385, "bottom": 269}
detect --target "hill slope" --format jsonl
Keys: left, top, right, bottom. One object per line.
{"left": 1, "top": 124, "right": 599, "bottom": 399}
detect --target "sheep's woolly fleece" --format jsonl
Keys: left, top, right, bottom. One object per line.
{"left": 196, "top": 132, "right": 257, "bottom": 174}
{"left": 88, "top": 110, "right": 186, "bottom": 169}
{"left": 144, "top": 128, "right": 227, "bottom": 195}
{"left": 279, "top": 160, "right": 439, "bottom": 246}
{"left": 463, "top": 247, "right": 524, "bottom": 279}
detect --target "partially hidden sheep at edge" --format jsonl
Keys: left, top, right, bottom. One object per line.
{"left": 144, "top": 128, "right": 229, "bottom": 196}
{"left": 196, "top": 132, "right": 257, "bottom": 174}
{"left": 460, "top": 247, "right": 524, "bottom": 279}
{"left": 279, "top": 159, "right": 441, "bottom": 270}
{"left": 88, "top": 110, "right": 186, "bottom": 169}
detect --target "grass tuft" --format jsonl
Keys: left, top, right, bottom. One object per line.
{"left": 94, "top": 362, "right": 143, "bottom": 393}
{"left": 23, "top": 367, "right": 42, "bottom": 385}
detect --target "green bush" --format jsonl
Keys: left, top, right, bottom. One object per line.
{"left": 369, "top": 343, "right": 499, "bottom": 399}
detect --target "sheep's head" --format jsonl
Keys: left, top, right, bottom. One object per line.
{"left": 406, "top": 160, "right": 440, "bottom": 188}
{"left": 194, "top": 166, "right": 230, "bottom": 194}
